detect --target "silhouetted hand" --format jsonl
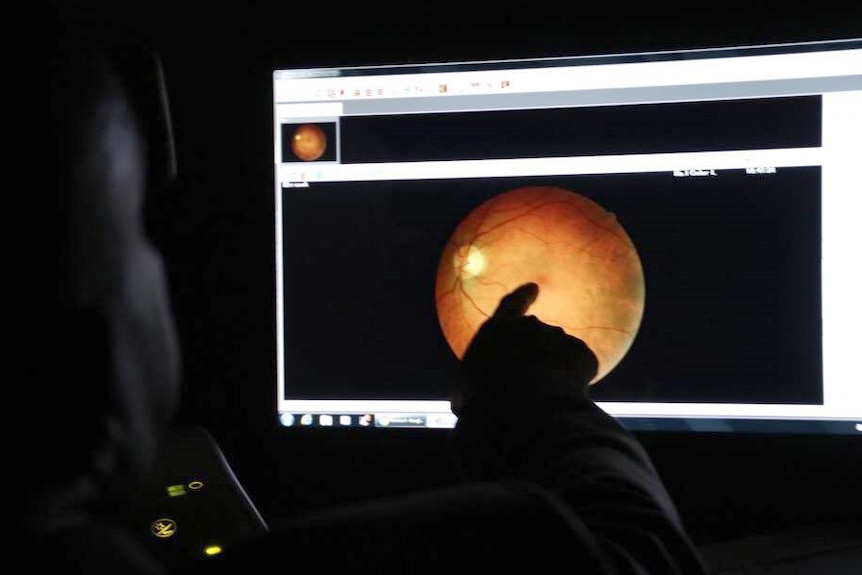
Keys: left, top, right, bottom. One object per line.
{"left": 453, "top": 283, "right": 599, "bottom": 416}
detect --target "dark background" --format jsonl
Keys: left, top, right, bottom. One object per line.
{"left": 340, "top": 96, "right": 821, "bottom": 161}
{"left": 72, "top": 0, "right": 861, "bottom": 546}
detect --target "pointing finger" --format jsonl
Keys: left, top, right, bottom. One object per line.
{"left": 492, "top": 282, "right": 539, "bottom": 321}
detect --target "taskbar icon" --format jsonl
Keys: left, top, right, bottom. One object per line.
{"left": 279, "top": 412, "right": 375, "bottom": 428}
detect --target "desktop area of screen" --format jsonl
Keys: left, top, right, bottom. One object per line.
{"left": 272, "top": 40, "right": 862, "bottom": 434}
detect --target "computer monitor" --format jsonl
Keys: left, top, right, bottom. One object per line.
{"left": 272, "top": 38, "right": 862, "bottom": 433}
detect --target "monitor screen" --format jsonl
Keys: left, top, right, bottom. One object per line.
{"left": 272, "top": 39, "right": 862, "bottom": 433}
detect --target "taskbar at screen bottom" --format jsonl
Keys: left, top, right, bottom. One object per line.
{"left": 278, "top": 412, "right": 862, "bottom": 434}
{"left": 278, "top": 412, "right": 458, "bottom": 429}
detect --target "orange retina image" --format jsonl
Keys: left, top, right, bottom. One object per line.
{"left": 434, "top": 185, "right": 645, "bottom": 384}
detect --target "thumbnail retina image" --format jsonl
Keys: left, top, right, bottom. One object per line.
{"left": 281, "top": 122, "right": 338, "bottom": 162}
{"left": 280, "top": 168, "right": 822, "bottom": 406}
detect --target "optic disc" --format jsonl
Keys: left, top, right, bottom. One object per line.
{"left": 454, "top": 245, "right": 486, "bottom": 278}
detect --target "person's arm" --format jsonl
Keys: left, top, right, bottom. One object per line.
{"left": 452, "top": 283, "right": 707, "bottom": 574}
{"left": 200, "top": 283, "right": 706, "bottom": 574}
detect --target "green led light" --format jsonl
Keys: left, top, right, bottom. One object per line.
{"left": 167, "top": 484, "right": 187, "bottom": 497}
{"left": 204, "top": 545, "right": 223, "bottom": 556}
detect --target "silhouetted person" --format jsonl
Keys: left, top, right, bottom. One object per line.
{"left": 28, "top": 4, "right": 706, "bottom": 573}
{"left": 24, "top": 5, "right": 181, "bottom": 573}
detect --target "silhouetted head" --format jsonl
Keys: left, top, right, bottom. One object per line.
{"left": 25, "top": 4, "right": 181, "bottom": 535}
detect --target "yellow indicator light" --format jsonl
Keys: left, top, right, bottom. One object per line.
{"left": 151, "top": 518, "right": 177, "bottom": 538}
{"left": 188, "top": 480, "right": 204, "bottom": 490}
{"left": 167, "top": 484, "right": 187, "bottom": 497}
{"left": 204, "top": 545, "right": 223, "bottom": 556}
